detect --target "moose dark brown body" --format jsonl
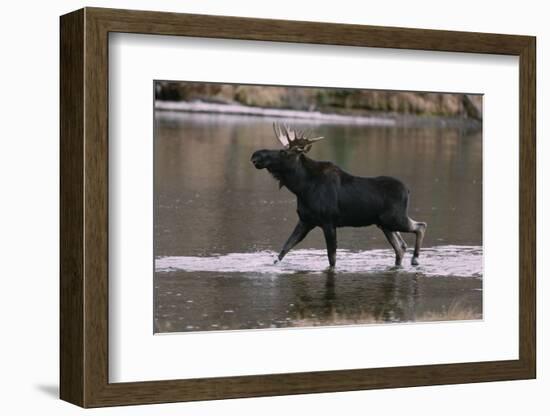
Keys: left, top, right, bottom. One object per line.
{"left": 251, "top": 124, "right": 427, "bottom": 268}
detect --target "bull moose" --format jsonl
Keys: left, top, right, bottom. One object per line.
{"left": 250, "top": 123, "right": 427, "bottom": 268}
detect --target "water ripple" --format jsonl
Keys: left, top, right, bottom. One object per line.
{"left": 156, "top": 245, "right": 482, "bottom": 278}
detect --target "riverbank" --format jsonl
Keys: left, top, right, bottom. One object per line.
{"left": 155, "top": 99, "right": 482, "bottom": 129}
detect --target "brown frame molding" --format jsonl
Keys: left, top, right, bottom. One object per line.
{"left": 60, "top": 7, "right": 536, "bottom": 408}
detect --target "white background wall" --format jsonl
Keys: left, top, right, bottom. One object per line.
{"left": 0, "top": 0, "right": 546, "bottom": 414}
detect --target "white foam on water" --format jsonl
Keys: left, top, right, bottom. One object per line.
{"left": 156, "top": 245, "right": 482, "bottom": 278}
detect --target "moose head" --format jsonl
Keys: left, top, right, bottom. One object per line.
{"left": 250, "top": 123, "right": 324, "bottom": 172}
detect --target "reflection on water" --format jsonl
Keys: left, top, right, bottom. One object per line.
{"left": 155, "top": 269, "right": 482, "bottom": 333}
{"left": 154, "top": 111, "right": 483, "bottom": 333}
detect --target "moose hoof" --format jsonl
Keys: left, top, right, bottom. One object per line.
{"left": 273, "top": 257, "right": 280, "bottom": 264}
{"left": 411, "top": 256, "right": 419, "bottom": 266}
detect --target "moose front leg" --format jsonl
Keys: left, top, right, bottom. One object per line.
{"left": 322, "top": 224, "right": 337, "bottom": 268}
{"left": 275, "top": 221, "right": 314, "bottom": 263}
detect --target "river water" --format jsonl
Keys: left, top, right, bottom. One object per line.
{"left": 154, "top": 111, "right": 482, "bottom": 333}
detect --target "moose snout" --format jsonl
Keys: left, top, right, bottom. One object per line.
{"left": 251, "top": 151, "right": 266, "bottom": 169}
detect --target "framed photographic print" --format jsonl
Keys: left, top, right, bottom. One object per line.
{"left": 60, "top": 7, "right": 536, "bottom": 408}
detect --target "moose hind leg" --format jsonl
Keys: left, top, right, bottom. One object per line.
{"left": 408, "top": 218, "right": 427, "bottom": 266}
{"left": 381, "top": 228, "right": 405, "bottom": 266}
{"left": 395, "top": 232, "right": 407, "bottom": 251}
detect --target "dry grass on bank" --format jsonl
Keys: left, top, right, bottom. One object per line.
{"left": 291, "top": 300, "right": 481, "bottom": 328}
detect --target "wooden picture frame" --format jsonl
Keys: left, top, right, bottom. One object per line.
{"left": 60, "top": 7, "right": 536, "bottom": 408}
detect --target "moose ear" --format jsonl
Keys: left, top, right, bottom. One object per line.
{"left": 304, "top": 145, "right": 312, "bottom": 153}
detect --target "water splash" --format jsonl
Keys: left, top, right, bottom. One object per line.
{"left": 156, "top": 245, "right": 482, "bottom": 278}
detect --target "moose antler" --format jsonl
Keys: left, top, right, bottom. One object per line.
{"left": 273, "top": 122, "right": 324, "bottom": 153}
